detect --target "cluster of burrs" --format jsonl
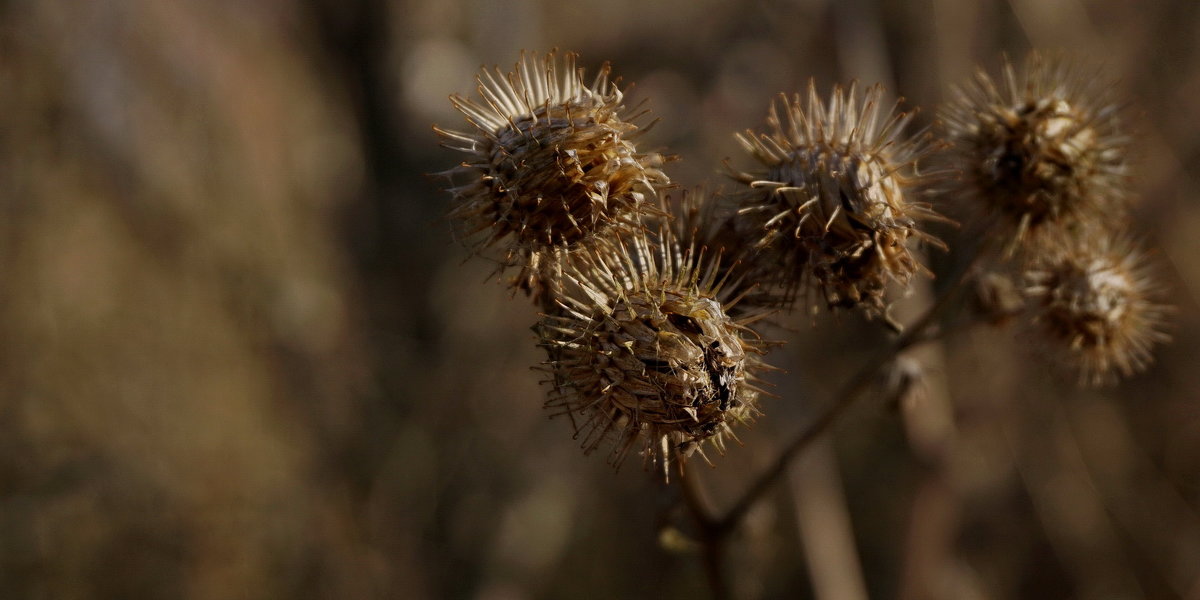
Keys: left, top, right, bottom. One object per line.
{"left": 434, "top": 51, "right": 1168, "bottom": 477}
{"left": 940, "top": 54, "right": 1169, "bottom": 386}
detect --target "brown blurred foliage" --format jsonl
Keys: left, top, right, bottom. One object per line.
{"left": 1, "top": 1, "right": 1199, "bottom": 599}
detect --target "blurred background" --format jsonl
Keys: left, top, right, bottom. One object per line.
{"left": 2, "top": 0, "right": 1199, "bottom": 598}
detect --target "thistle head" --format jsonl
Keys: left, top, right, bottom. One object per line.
{"left": 435, "top": 51, "right": 669, "bottom": 299}
{"left": 939, "top": 54, "right": 1129, "bottom": 247}
{"left": 1025, "top": 235, "right": 1169, "bottom": 386}
{"left": 731, "top": 80, "right": 945, "bottom": 317}
{"left": 537, "top": 225, "right": 772, "bottom": 479}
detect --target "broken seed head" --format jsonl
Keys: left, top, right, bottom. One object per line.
{"left": 537, "top": 225, "right": 771, "bottom": 479}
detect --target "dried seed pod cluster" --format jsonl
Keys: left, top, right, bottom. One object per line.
{"left": 436, "top": 51, "right": 779, "bottom": 477}
{"left": 939, "top": 53, "right": 1168, "bottom": 385}
{"left": 538, "top": 226, "right": 771, "bottom": 477}
{"left": 939, "top": 54, "right": 1128, "bottom": 246}
{"left": 435, "top": 50, "right": 1173, "bottom": 477}
{"left": 435, "top": 51, "right": 669, "bottom": 299}
{"left": 731, "top": 82, "right": 945, "bottom": 317}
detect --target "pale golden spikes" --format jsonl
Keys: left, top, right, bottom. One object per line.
{"left": 939, "top": 53, "right": 1129, "bottom": 249}
{"left": 536, "top": 225, "right": 773, "bottom": 480}
{"left": 434, "top": 51, "right": 669, "bottom": 300}
{"left": 731, "top": 80, "right": 946, "bottom": 318}
{"left": 1025, "top": 235, "right": 1169, "bottom": 386}
{"left": 656, "top": 188, "right": 786, "bottom": 316}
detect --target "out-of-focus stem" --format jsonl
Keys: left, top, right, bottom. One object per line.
{"left": 679, "top": 238, "right": 994, "bottom": 598}
{"left": 713, "top": 237, "right": 992, "bottom": 533}
{"left": 680, "top": 465, "right": 730, "bottom": 600}
{"left": 789, "top": 439, "right": 869, "bottom": 600}
{"left": 894, "top": 275, "right": 964, "bottom": 600}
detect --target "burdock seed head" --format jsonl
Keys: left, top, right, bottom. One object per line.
{"left": 434, "top": 51, "right": 670, "bottom": 300}
{"left": 1024, "top": 235, "right": 1169, "bottom": 386}
{"left": 537, "top": 224, "right": 773, "bottom": 480}
{"left": 731, "top": 81, "right": 946, "bottom": 317}
{"left": 939, "top": 53, "right": 1129, "bottom": 248}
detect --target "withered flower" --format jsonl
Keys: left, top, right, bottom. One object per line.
{"left": 434, "top": 51, "right": 669, "bottom": 299}
{"left": 537, "top": 225, "right": 773, "bottom": 479}
{"left": 731, "top": 81, "right": 945, "bottom": 317}
{"left": 1025, "top": 235, "right": 1169, "bottom": 386}
{"left": 939, "top": 54, "right": 1129, "bottom": 247}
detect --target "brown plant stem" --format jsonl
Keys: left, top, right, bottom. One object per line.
{"left": 789, "top": 439, "right": 869, "bottom": 600}
{"left": 894, "top": 278, "right": 964, "bottom": 600}
{"left": 713, "top": 237, "right": 993, "bottom": 534}
{"left": 680, "top": 464, "right": 731, "bottom": 600}
{"left": 677, "top": 237, "right": 993, "bottom": 598}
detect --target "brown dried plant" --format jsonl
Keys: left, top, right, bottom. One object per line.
{"left": 730, "top": 81, "right": 947, "bottom": 319}
{"left": 1024, "top": 234, "right": 1170, "bottom": 386}
{"left": 434, "top": 48, "right": 1170, "bottom": 526}
{"left": 657, "top": 188, "right": 787, "bottom": 317}
{"left": 939, "top": 53, "right": 1130, "bottom": 250}
{"left": 536, "top": 224, "right": 774, "bottom": 480}
{"left": 434, "top": 51, "right": 669, "bottom": 300}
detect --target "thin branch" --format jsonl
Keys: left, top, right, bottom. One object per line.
{"left": 789, "top": 439, "right": 870, "bottom": 600}
{"left": 680, "top": 464, "right": 731, "bottom": 600}
{"left": 680, "top": 462, "right": 718, "bottom": 527}
{"left": 714, "top": 238, "right": 992, "bottom": 532}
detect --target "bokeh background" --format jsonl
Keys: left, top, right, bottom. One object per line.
{"left": 2, "top": 0, "right": 1199, "bottom": 598}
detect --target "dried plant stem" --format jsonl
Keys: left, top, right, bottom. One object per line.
{"left": 896, "top": 354, "right": 961, "bottom": 599}
{"left": 678, "top": 239, "right": 993, "bottom": 600}
{"left": 890, "top": 267, "right": 966, "bottom": 600}
{"left": 680, "top": 465, "right": 731, "bottom": 600}
{"left": 713, "top": 237, "right": 993, "bottom": 533}
{"left": 789, "top": 440, "right": 869, "bottom": 600}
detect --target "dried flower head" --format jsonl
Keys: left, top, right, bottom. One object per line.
{"left": 939, "top": 54, "right": 1129, "bottom": 246}
{"left": 537, "top": 225, "right": 772, "bottom": 479}
{"left": 434, "top": 51, "right": 669, "bottom": 298}
{"left": 731, "top": 81, "right": 945, "bottom": 317}
{"left": 1025, "top": 235, "right": 1169, "bottom": 386}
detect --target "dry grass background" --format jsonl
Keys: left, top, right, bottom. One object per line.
{"left": 2, "top": 0, "right": 1199, "bottom": 598}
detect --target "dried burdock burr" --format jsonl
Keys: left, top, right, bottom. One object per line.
{"left": 939, "top": 53, "right": 1129, "bottom": 248}
{"left": 536, "top": 224, "right": 773, "bottom": 480}
{"left": 434, "top": 51, "right": 670, "bottom": 300}
{"left": 1024, "top": 235, "right": 1169, "bottom": 386}
{"left": 731, "top": 81, "right": 946, "bottom": 319}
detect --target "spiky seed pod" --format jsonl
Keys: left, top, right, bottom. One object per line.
{"left": 1025, "top": 235, "right": 1169, "bottom": 386}
{"left": 657, "top": 188, "right": 785, "bottom": 317}
{"left": 537, "top": 225, "right": 773, "bottom": 480}
{"left": 434, "top": 51, "right": 670, "bottom": 300}
{"left": 731, "top": 81, "right": 946, "bottom": 317}
{"left": 939, "top": 54, "right": 1129, "bottom": 248}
